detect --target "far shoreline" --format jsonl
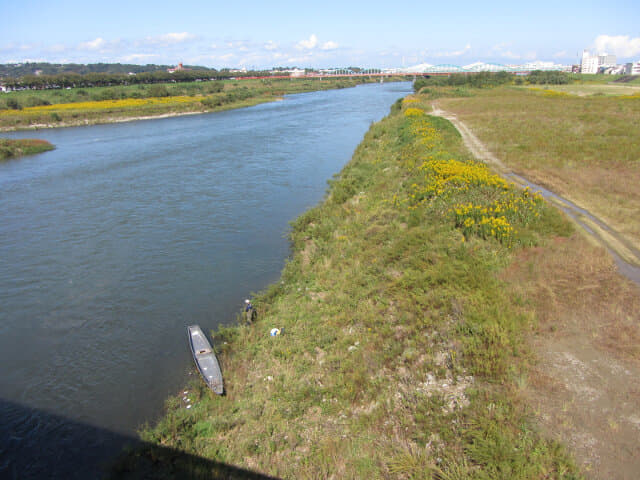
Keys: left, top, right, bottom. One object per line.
{"left": 0, "top": 96, "right": 282, "bottom": 133}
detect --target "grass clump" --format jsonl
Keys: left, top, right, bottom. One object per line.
{"left": 0, "top": 138, "right": 54, "bottom": 160}
{"left": 112, "top": 94, "right": 580, "bottom": 479}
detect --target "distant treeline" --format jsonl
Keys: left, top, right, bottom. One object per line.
{"left": 413, "top": 70, "right": 572, "bottom": 91}
{"left": 0, "top": 62, "right": 174, "bottom": 77}
{"left": 0, "top": 64, "right": 279, "bottom": 91}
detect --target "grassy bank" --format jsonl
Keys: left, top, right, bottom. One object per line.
{"left": 0, "top": 77, "right": 376, "bottom": 131}
{"left": 433, "top": 86, "right": 640, "bottom": 252}
{"left": 0, "top": 138, "right": 54, "bottom": 160}
{"left": 112, "top": 94, "right": 587, "bottom": 478}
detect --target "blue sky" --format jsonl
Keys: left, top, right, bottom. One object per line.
{"left": 1, "top": 0, "right": 639, "bottom": 68}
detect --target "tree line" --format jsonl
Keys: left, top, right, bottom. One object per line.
{"left": 0, "top": 66, "right": 279, "bottom": 91}
{"left": 413, "top": 70, "right": 572, "bottom": 91}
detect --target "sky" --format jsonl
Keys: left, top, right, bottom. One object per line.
{"left": 1, "top": 0, "right": 639, "bottom": 69}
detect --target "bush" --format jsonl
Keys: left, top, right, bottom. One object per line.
{"left": 148, "top": 85, "right": 170, "bottom": 98}
{"left": 24, "top": 96, "right": 51, "bottom": 107}
{"left": 526, "top": 70, "right": 571, "bottom": 85}
{"left": 206, "top": 82, "right": 224, "bottom": 94}
{"left": 6, "top": 97, "right": 21, "bottom": 110}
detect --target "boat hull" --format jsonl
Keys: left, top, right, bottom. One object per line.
{"left": 187, "top": 325, "right": 224, "bottom": 395}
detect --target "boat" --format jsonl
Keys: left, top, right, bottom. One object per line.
{"left": 187, "top": 325, "right": 224, "bottom": 394}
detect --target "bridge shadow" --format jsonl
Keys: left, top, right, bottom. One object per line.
{"left": 0, "top": 397, "right": 278, "bottom": 479}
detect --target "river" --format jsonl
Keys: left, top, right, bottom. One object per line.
{"left": 0, "top": 81, "right": 412, "bottom": 478}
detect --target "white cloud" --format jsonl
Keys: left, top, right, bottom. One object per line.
{"left": 121, "top": 53, "right": 159, "bottom": 62}
{"left": 80, "top": 38, "right": 106, "bottom": 50}
{"left": 159, "top": 32, "right": 196, "bottom": 43}
{"left": 553, "top": 50, "right": 568, "bottom": 59}
{"left": 297, "top": 34, "right": 318, "bottom": 50}
{"left": 498, "top": 50, "right": 520, "bottom": 59}
{"left": 433, "top": 44, "right": 471, "bottom": 58}
{"left": 1, "top": 42, "right": 36, "bottom": 52}
{"left": 594, "top": 35, "right": 640, "bottom": 58}
{"left": 47, "top": 44, "right": 68, "bottom": 53}
{"left": 264, "top": 41, "right": 278, "bottom": 51}
{"left": 321, "top": 41, "right": 339, "bottom": 51}
{"left": 144, "top": 32, "right": 196, "bottom": 46}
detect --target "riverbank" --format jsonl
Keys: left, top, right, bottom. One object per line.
{"left": 111, "top": 93, "right": 601, "bottom": 478}
{"left": 0, "top": 77, "right": 378, "bottom": 132}
{"left": 0, "top": 138, "right": 54, "bottom": 160}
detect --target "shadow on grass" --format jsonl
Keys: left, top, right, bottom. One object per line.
{"left": 0, "top": 397, "right": 278, "bottom": 480}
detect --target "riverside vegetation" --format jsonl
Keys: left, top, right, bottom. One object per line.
{"left": 0, "top": 77, "right": 380, "bottom": 131}
{"left": 417, "top": 74, "right": 640, "bottom": 477}
{"left": 111, "top": 89, "right": 595, "bottom": 478}
{"left": 0, "top": 138, "right": 54, "bottom": 160}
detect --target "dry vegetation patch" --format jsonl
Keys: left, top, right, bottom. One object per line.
{"left": 503, "top": 234, "right": 640, "bottom": 479}
{"left": 437, "top": 88, "right": 640, "bottom": 251}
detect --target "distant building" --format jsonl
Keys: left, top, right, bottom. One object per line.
{"left": 168, "top": 62, "right": 189, "bottom": 73}
{"left": 581, "top": 50, "right": 599, "bottom": 73}
{"left": 598, "top": 54, "right": 616, "bottom": 67}
{"left": 581, "top": 50, "right": 617, "bottom": 73}
{"left": 632, "top": 61, "right": 640, "bottom": 75}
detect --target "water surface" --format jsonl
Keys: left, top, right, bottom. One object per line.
{"left": 0, "top": 82, "right": 411, "bottom": 478}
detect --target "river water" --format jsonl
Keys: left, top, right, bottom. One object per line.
{"left": 0, "top": 82, "right": 412, "bottom": 478}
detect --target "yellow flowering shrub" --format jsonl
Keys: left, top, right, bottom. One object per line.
{"left": 399, "top": 112, "right": 544, "bottom": 246}
{"left": 403, "top": 107, "right": 425, "bottom": 117}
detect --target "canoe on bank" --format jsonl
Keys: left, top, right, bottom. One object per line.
{"left": 187, "top": 325, "right": 224, "bottom": 395}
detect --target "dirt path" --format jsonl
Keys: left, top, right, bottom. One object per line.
{"left": 528, "top": 334, "right": 640, "bottom": 479}
{"left": 430, "top": 105, "right": 640, "bottom": 286}
{"left": 432, "top": 105, "right": 640, "bottom": 479}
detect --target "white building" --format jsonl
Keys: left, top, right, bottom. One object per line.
{"left": 632, "top": 62, "right": 640, "bottom": 75}
{"left": 581, "top": 50, "right": 599, "bottom": 73}
{"left": 581, "top": 50, "right": 617, "bottom": 73}
{"left": 598, "top": 54, "right": 616, "bottom": 67}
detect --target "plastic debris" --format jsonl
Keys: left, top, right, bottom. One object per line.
{"left": 270, "top": 328, "right": 281, "bottom": 336}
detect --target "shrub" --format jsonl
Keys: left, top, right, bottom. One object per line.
{"left": 148, "top": 85, "right": 170, "bottom": 98}
{"left": 6, "top": 97, "right": 21, "bottom": 110}
{"left": 24, "top": 97, "right": 51, "bottom": 107}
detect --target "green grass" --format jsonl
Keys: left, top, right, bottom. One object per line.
{"left": 0, "top": 138, "right": 54, "bottom": 160}
{"left": 111, "top": 98, "right": 580, "bottom": 479}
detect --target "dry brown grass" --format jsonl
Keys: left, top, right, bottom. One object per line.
{"left": 504, "top": 234, "right": 640, "bottom": 359}
{"left": 438, "top": 88, "right": 640, "bottom": 252}
{"left": 502, "top": 234, "right": 640, "bottom": 478}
